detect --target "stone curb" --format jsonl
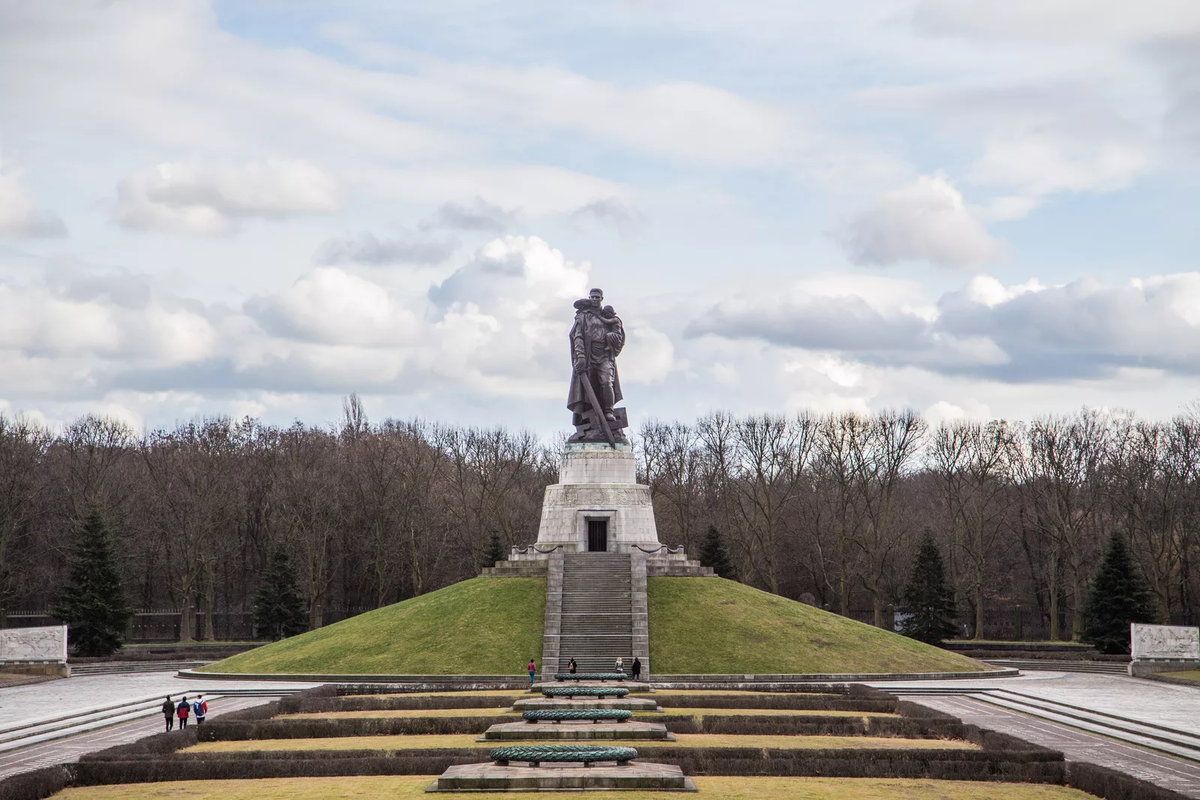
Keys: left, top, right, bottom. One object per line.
{"left": 1143, "top": 672, "right": 1200, "bottom": 689}
{"left": 177, "top": 668, "right": 1015, "bottom": 684}
{"left": 652, "top": 668, "right": 1018, "bottom": 683}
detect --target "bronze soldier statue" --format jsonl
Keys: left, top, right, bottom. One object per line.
{"left": 567, "top": 288, "right": 629, "bottom": 445}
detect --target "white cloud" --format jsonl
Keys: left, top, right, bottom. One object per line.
{"left": 687, "top": 271, "right": 1200, "bottom": 383}
{"left": 113, "top": 159, "right": 340, "bottom": 234}
{"left": 421, "top": 197, "right": 517, "bottom": 232}
{"left": 322, "top": 26, "right": 803, "bottom": 168}
{"left": 571, "top": 198, "right": 647, "bottom": 235}
{"left": 0, "top": 147, "right": 66, "bottom": 238}
{"left": 970, "top": 124, "right": 1150, "bottom": 197}
{"left": 912, "top": 0, "right": 1200, "bottom": 43}
{"left": 838, "top": 173, "right": 1003, "bottom": 269}
{"left": 619, "top": 327, "right": 675, "bottom": 384}
{"left": 923, "top": 399, "right": 992, "bottom": 426}
{"left": 0, "top": 270, "right": 217, "bottom": 368}
{"left": 245, "top": 267, "right": 421, "bottom": 347}
{"left": 315, "top": 230, "right": 458, "bottom": 266}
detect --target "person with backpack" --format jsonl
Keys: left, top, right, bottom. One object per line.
{"left": 161, "top": 696, "right": 175, "bottom": 732}
{"left": 192, "top": 695, "right": 208, "bottom": 725}
{"left": 176, "top": 695, "right": 191, "bottom": 729}
{"left": 568, "top": 657, "right": 577, "bottom": 674}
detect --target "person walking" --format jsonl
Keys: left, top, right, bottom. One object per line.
{"left": 568, "top": 657, "right": 577, "bottom": 674}
{"left": 161, "top": 696, "right": 175, "bottom": 732}
{"left": 176, "top": 696, "right": 191, "bottom": 729}
{"left": 192, "top": 695, "right": 208, "bottom": 726}
{"left": 614, "top": 656, "right": 624, "bottom": 674}
{"left": 527, "top": 658, "right": 537, "bottom": 686}
{"left": 631, "top": 656, "right": 642, "bottom": 682}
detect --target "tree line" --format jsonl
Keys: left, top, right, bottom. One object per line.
{"left": 2, "top": 398, "right": 1199, "bottom": 641}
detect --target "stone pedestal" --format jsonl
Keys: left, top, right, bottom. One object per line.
{"left": 478, "top": 721, "right": 674, "bottom": 741}
{"left": 513, "top": 697, "right": 660, "bottom": 711}
{"left": 523, "top": 443, "right": 660, "bottom": 555}
{"left": 428, "top": 762, "right": 697, "bottom": 792}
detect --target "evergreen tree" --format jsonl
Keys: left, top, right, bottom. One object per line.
{"left": 1084, "top": 532, "right": 1155, "bottom": 655}
{"left": 480, "top": 531, "right": 508, "bottom": 569}
{"left": 899, "top": 532, "right": 958, "bottom": 645}
{"left": 50, "top": 509, "right": 132, "bottom": 657}
{"left": 698, "top": 526, "right": 736, "bottom": 579}
{"left": 252, "top": 549, "right": 309, "bottom": 641}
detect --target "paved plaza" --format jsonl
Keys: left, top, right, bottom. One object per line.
{"left": 6, "top": 667, "right": 1200, "bottom": 795}
{"left": 874, "top": 670, "right": 1200, "bottom": 798}
{"left": 0, "top": 670, "right": 315, "bottom": 780}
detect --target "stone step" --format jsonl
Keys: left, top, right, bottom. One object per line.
{"left": 478, "top": 721, "right": 674, "bottom": 741}
{"left": 968, "top": 690, "right": 1200, "bottom": 761}
{"left": 429, "top": 763, "right": 695, "bottom": 792}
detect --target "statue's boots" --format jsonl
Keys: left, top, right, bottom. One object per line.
{"left": 600, "top": 384, "right": 617, "bottom": 422}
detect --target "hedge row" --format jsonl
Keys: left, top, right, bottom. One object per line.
{"left": 71, "top": 744, "right": 1064, "bottom": 784}
{"left": 200, "top": 715, "right": 512, "bottom": 740}
{"left": 279, "top": 694, "right": 514, "bottom": 714}
{"left": 197, "top": 712, "right": 968, "bottom": 740}
{"left": 0, "top": 766, "right": 70, "bottom": 800}
{"left": 655, "top": 694, "right": 896, "bottom": 713}
{"left": 1067, "top": 762, "right": 1193, "bottom": 800}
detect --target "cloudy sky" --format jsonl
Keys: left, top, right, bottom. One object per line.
{"left": 2, "top": 0, "right": 1199, "bottom": 436}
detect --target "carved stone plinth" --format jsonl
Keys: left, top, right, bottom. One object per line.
{"left": 0, "top": 625, "right": 67, "bottom": 663}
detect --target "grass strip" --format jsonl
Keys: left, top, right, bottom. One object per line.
{"left": 187, "top": 733, "right": 977, "bottom": 754}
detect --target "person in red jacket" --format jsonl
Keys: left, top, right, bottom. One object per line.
{"left": 176, "top": 695, "right": 191, "bottom": 729}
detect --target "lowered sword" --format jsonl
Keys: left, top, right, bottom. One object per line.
{"left": 579, "top": 371, "right": 617, "bottom": 449}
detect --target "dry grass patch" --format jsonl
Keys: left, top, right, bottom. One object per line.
{"left": 188, "top": 733, "right": 976, "bottom": 754}
{"left": 1159, "top": 670, "right": 1200, "bottom": 682}
{"left": 51, "top": 775, "right": 1095, "bottom": 799}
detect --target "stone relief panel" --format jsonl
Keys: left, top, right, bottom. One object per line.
{"left": 0, "top": 625, "right": 68, "bottom": 662}
{"left": 1131, "top": 623, "right": 1200, "bottom": 660}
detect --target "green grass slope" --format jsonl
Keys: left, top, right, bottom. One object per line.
{"left": 648, "top": 577, "right": 987, "bottom": 674}
{"left": 200, "top": 578, "right": 544, "bottom": 675}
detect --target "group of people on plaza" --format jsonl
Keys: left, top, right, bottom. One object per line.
{"left": 528, "top": 655, "right": 643, "bottom": 683}
{"left": 161, "top": 694, "right": 207, "bottom": 731}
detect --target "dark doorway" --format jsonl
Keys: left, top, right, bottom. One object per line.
{"left": 587, "top": 520, "right": 608, "bottom": 552}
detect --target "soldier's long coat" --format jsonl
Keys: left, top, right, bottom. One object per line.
{"left": 566, "top": 308, "right": 624, "bottom": 414}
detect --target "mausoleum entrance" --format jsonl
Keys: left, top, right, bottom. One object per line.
{"left": 587, "top": 519, "right": 609, "bottom": 552}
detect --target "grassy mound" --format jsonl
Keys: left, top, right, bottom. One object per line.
{"left": 200, "top": 578, "right": 544, "bottom": 675}
{"left": 648, "top": 577, "right": 987, "bottom": 674}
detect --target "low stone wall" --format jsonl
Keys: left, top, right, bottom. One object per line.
{"left": 1129, "top": 659, "right": 1200, "bottom": 678}
{"left": 0, "top": 660, "right": 70, "bottom": 677}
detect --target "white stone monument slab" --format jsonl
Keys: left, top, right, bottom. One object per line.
{"left": 532, "top": 443, "right": 661, "bottom": 554}
{"left": 0, "top": 624, "right": 68, "bottom": 662}
{"left": 1131, "top": 623, "right": 1200, "bottom": 660}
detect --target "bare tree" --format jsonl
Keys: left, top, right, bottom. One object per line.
{"left": 932, "top": 419, "right": 1020, "bottom": 638}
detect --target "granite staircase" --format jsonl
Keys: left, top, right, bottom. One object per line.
{"left": 555, "top": 553, "right": 635, "bottom": 675}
